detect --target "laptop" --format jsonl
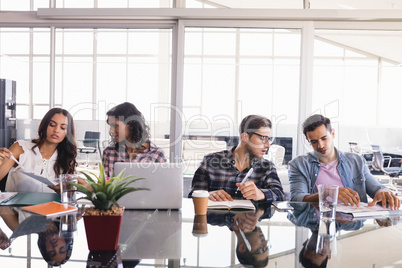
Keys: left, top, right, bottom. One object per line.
{"left": 114, "top": 162, "right": 183, "bottom": 209}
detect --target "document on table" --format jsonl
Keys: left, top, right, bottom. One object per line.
{"left": 336, "top": 203, "right": 402, "bottom": 218}
{"left": 16, "top": 169, "right": 58, "bottom": 186}
{"left": 0, "top": 192, "right": 18, "bottom": 204}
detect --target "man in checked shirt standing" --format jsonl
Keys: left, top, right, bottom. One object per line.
{"left": 188, "top": 115, "right": 285, "bottom": 204}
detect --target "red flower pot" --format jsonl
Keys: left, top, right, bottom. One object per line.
{"left": 83, "top": 213, "right": 123, "bottom": 251}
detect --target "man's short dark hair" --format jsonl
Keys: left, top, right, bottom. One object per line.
{"left": 302, "top": 114, "right": 332, "bottom": 137}
{"left": 299, "top": 238, "right": 329, "bottom": 268}
{"left": 239, "top": 115, "right": 272, "bottom": 135}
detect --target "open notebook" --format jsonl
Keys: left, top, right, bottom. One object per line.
{"left": 114, "top": 162, "right": 183, "bottom": 209}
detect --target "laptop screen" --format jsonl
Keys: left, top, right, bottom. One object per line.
{"left": 114, "top": 162, "right": 183, "bottom": 209}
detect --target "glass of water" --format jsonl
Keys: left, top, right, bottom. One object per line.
{"left": 59, "top": 174, "right": 78, "bottom": 206}
{"left": 317, "top": 184, "right": 339, "bottom": 220}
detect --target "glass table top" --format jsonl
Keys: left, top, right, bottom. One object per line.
{"left": 1, "top": 198, "right": 402, "bottom": 267}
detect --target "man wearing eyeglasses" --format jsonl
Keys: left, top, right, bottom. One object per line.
{"left": 188, "top": 114, "right": 285, "bottom": 204}
{"left": 289, "top": 114, "right": 400, "bottom": 210}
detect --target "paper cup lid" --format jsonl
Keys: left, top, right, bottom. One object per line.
{"left": 192, "top": 190, "right": 209, "bottom": 198}
{"left": 192, "top": 231, "right": 208, "bottom": 237}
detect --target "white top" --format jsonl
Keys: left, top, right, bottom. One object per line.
{"left": 6, "top": 140, "right": 58, "bottom": 193}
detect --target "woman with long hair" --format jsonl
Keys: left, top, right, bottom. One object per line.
{"left": 0, "top": 107, "right": 77, "bottom": 193}
{"left": 102, "top": 102, "right": 166, "bottom": 177}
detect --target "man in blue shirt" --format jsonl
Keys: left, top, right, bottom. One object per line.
{"left": 289, "top": 114, "right": 400, "bottom": 209}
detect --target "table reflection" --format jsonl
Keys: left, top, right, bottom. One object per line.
{"left": 286, "top": 202, "right": 402, "bottom": 268}
{"left": 36, "top": 217, "right": 75, "bottom": 265}
{"left": 87, "top": 248, "right": 125, "bottom": 268}
{"left": 1, "top": 199, "right": 401, "bottom": 267}
{"left": 0, "top": 206, "right": 79, "bottom": 266}
{"left": 206, "top": 205, "right": 273, "bottom": 268}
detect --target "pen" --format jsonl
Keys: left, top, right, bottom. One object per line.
{"left": 10, "top": 155, "right": 23, "bottom": 169}
{"left": 236, "top": 167, "right": 254, "bottom": 193}
{"left": 236, "top": 221, "right": 252, "bottom": 251}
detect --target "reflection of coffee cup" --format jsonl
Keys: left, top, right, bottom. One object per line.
{"left": 192, "top": 190, "right": 209, "bottom": 215}
{"left": 192, "top": 215, "right": 208, "bottom": 237}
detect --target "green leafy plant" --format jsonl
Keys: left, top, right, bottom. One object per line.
{"left": 69, "top": 163, "right": 147, "bottom": 212}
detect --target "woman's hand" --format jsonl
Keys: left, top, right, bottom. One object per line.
{"left": 0, "top": 148, "right": 12, "bottom": 165}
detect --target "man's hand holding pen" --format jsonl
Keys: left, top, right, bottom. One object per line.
{"left": 209, "top": 167, "right": 265, "bottom": 202}
{"left": 236, "top": 181, "right": 265, "bottom": 201}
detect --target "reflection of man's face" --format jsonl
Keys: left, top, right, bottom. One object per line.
{"left": 240, "top": 227, "right": 269, "bottom": 262}
{"left": 45, "top": 232, "right": 67, "bottom": 264}
{"left": 302, "top": 232, "right": 330, "bottom": 267}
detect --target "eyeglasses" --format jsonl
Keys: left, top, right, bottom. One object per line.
{"left": 251, "top": 244, "right": 269, "bottom": 255}
{"left": 248, "top": 132, "right": 274, "bottom": 144}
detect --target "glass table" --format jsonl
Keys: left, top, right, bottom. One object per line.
{"left": 1, "top": 198, "right": 402, "bottom": 267}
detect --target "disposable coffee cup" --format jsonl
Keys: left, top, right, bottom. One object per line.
{"left": 192, "top": 215, "right": 208, "bottom": 237}
{"left": 192, "top": 190, "right": 209, "bottom": 215}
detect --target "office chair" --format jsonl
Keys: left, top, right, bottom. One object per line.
{"left": 371, "top": 145, "right": 402, "bottom": 194}
{"left": 78, "top": 131, "right": 101, "bottom": 166}
{"left": 348, "top": 141, "right": 361, "bottom": 154}
{"left": 264, "top": 144, "right": 286, "bottom": 168}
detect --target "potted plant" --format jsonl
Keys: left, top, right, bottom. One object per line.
{"left": 70, "top": 163, "right": 146, "bottom": 251}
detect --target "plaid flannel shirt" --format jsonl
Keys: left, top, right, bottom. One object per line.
{"left": 102, "top": 141, "right": 167, "bottom": 177}
{"left": 188, "top": 147, "right": 285, "bottom": 204}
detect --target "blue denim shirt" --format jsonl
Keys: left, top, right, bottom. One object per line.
{"left": 288, "top": 148, "right": 384, "bottom": 202}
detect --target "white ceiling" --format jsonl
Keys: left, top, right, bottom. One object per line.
{"left": 201, "top": 0, "right": 402, "bottom": 9}
{"left": 198, "top": 0, "right": 402, "bottom": 64}
{"left": 316, "top": 30, "right": 402, "bottom": 64}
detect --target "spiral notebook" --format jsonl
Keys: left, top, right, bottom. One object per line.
{"left": 21, "top": 202, "right": 78, "bottom": 218}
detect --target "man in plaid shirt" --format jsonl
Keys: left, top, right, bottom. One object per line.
{"left": 188, "top": 115, "right": 285, "bottom": 204}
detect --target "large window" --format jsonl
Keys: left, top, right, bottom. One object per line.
{"left": 0, "top": 28, "right": 51, "bottom": 119}
{"left": 313, "top": 29, "right": 402, "bottom": 129}
{"left": 55, "top": 29, "right": 172, "bottom": 123}
{"left": 0, "top": 28, "right": 172, "bottom": 125}
{"left": 54, "top": 28, "right": 173, "bottom": 141}
{"left": 183, "top": 27, "right": 301, "bottom": 139}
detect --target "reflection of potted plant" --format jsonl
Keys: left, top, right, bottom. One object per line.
{"left": 70, "top": 164, "right": 146, "bottom": 251}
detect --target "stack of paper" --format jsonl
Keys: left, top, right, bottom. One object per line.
{"left": 0, "top": 192, "right": 18, "bottom": 204}
{"left": 336, "top": 203, "right": 402, "bottom": 218}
